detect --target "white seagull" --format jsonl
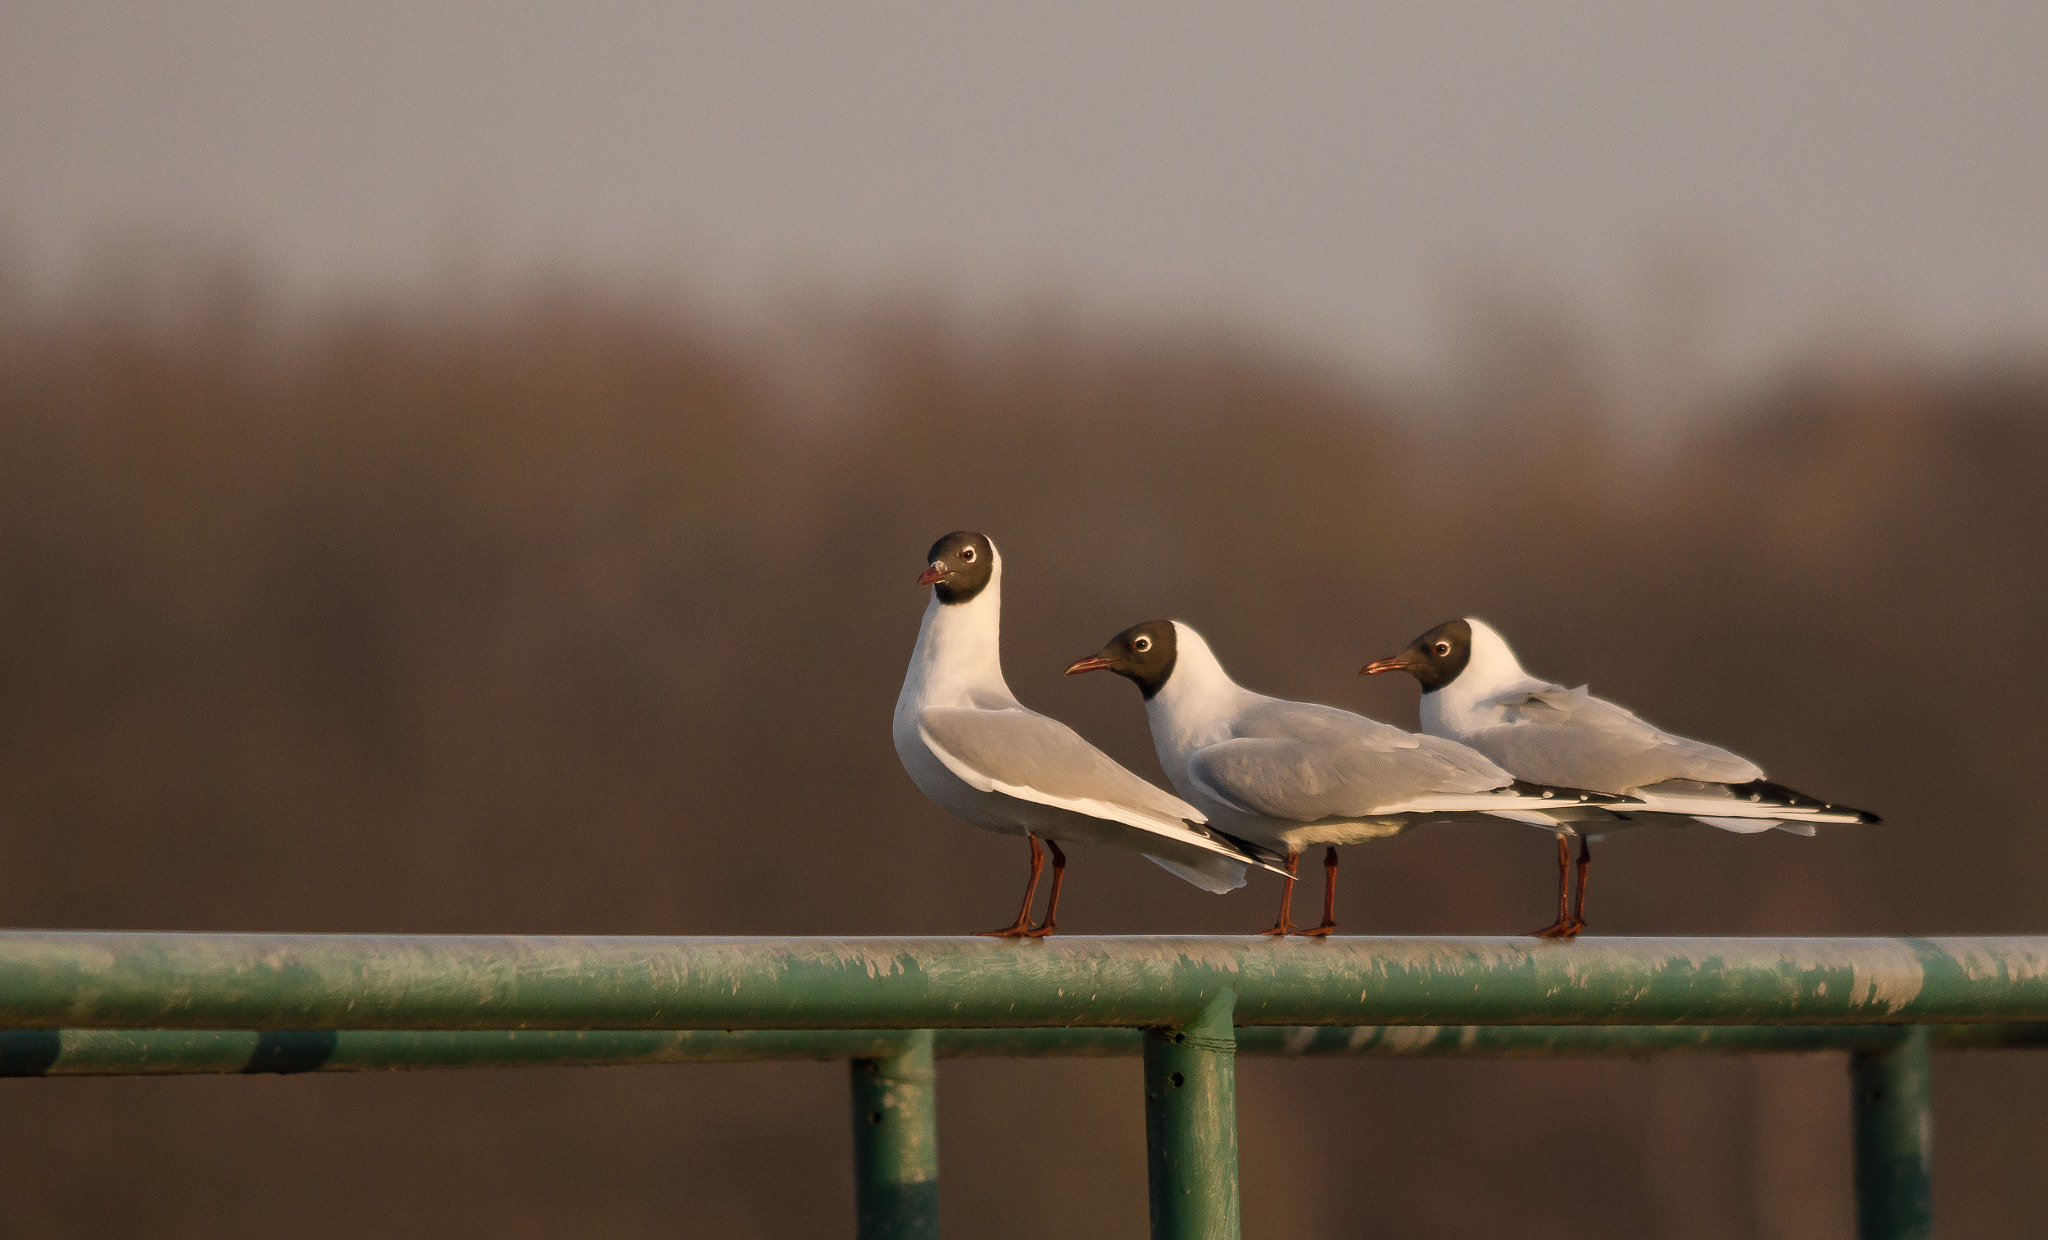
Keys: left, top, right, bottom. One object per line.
{"left": 1065, "top": 619, "right": 1629, "bottom": 936}
{"left": 1363, "top": 618, "right": 1879, "bottom": 937}
{"left": 893, "top": 532, "right": 1291, "bottom": 937}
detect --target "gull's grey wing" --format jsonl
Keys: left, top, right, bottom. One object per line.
{"left": 1459, "top": 684, "right": 1763, "bottom": 792}
{"left": 917, "top": 707, "right": 1292, "bottom": 885}
{"left": 1187, "top": 700, "right": 1514, "bottom": 822}
{"left": 918, "top": 706, "right": 1200, "bottom": 827}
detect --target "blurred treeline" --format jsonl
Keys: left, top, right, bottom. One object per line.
{"left": 0, "top": 263, "right": 2044, "bottom": 1238}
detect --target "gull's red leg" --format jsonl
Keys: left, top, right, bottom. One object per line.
{"left": 1567, "top": 835, "right": 1592, "bottom": 935}
{"left": 1530, "top": 833, "right": 1580, "bottom": 939}
{"left": 977, "top": 834, "right": 1045, "bottom": 937}
{"left": 1258, "top": 849, "right": 1302, "bottom": 936}
{"left": 1297, "top": 846, "right": 1340, "bottom": 937}
{"left": 1025, "top": 841, "right": 1068, "bottom": 937}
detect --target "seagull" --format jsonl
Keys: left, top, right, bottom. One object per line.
{"left": 1065, "top": 620, "right": 1629, "bottom": 936}
{"left": 893, "top": 532, "right": 1291, "bottom": 937}
{"left": 1363, "top": 618, "right": 1880, "bottom": 937}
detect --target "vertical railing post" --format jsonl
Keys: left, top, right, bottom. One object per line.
{"left": 851, "top": 1029, "right": 939, "bottom": 1240}
{"left": 1144, "top": 991, "right": 1240, "bottom": 1240}
{"left": 1852, "top": 1026, "right": 1932, "bottom": 1240}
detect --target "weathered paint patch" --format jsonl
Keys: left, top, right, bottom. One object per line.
{"left": 1935, "top": 937, "right": 2048, "bottom": 985}
{"left": 1854, "top": 961, "right": 1927, "bottom": 1013}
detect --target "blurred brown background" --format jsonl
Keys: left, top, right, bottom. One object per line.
{"left": 1, "top": 271, "right": 2043, "bottom": 1239}
{"left": 4, "top": 5, "right": 2048, "bottom": 1238}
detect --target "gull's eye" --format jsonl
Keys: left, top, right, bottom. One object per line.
{"left": 1132, "top": 635, "right": 1153, "bottom": 653}
{"left": 1432, "top": 641, "right": 1451, "bottom": 656}
{"left": 960, "top": 546, "right": 976, "bottom": 561}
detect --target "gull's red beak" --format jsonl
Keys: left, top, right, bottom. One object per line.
{"left": 1360, "top": 655, "right": 1414, "bottom": 676}
{"left": 1064, "top": 654, "right": 1115, "bottom": 676}
{"left": 917, "top": 564, "right": 946, "bottom": 587}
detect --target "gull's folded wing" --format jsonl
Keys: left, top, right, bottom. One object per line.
{"left": 1186, "top": 735, "right": 1518, "bottom": 822}
{"left": 1188, "top": 698, "right": 1630, "bottom": 825}
{"left": 917, "top": 706, "right": 1293, "bottom": 881}
{"left": 1464, "top": 683, "right": 1764, "bottom": 791}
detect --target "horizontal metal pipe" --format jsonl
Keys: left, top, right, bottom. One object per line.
{"left": 3, "top": 934, "right": 2047, "bottom": 1031}
{"left": 5, "top": 1023, "right": 2046, "bottom": 1076}
{"left": 1238, "top": 1022, "right": 2048, "bottom": 1057}
{"left": 0, "top": 1028, "right": 916, "bottom": 1075}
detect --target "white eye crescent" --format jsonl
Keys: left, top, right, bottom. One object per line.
{"left": 1132, "top": 635, "right": 1153, "bottom": 653}
{"left": 960, "top": 546, "right": 976, "bottom": 561}
{"left": 1432, "top": 642, "right": 1451, "bottom": 656}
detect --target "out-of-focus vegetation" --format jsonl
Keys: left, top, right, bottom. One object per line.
{"left": 0, "top": 262, "right": 2043, "bottom": 1238}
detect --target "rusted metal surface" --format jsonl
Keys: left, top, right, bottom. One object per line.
{"left": 4, "top": 1023, "right": 2046, "bottom": 1076}
{"left": 2, "top": 933, "right": 2047, "bottom": 1031}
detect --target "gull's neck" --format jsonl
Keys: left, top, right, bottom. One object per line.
{"left": 901, "top": 553, "right": 1012, "bottom": 709}
{"left": 1144, "top": 622, "right": 1256, "bottom": 751}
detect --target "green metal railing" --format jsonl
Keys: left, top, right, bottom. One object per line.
{"left": 9, "top": 1020, "right": 2044, "bottom": 1075}
{"left": 5, "top": 932, "right": 2044, "bottom": 1240}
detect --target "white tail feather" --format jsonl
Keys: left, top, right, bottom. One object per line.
{"left": 1692, "top": 815, "right": 1785, "bottom": 834}
{"left": 1145, "top": 854, "right": 1248, "bottom": 894}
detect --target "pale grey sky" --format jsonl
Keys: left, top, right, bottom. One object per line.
{"left": 4, "top": 2, "right": 2045, "bottom": 383}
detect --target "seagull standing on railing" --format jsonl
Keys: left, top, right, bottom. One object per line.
{"left": 1362, "top": 618, "right": 1880, "bottom": 938}
{"left": 1066, "top": 620, "right": 1629, "bottom": 937}
{"left": 894, "top": 532, "right": 1292, "bottom": 937}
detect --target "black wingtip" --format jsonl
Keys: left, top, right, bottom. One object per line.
{"left": 1185, "top": 819, "right": 1291, "bottom": 868}
{"left": 1196, "top": 823, "right": 1294, "bottom": 869}
{"left": 1726, "top": 779, "right": 1881, "bottom": 823}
